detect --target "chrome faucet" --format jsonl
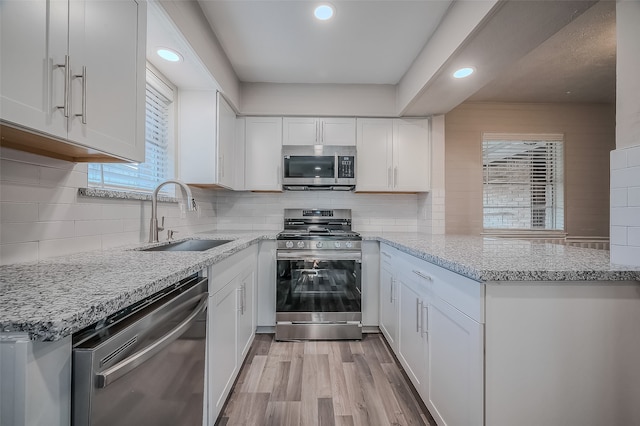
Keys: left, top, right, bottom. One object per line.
{"left": 149, "top": 179, "right": 197, "bottom": 243}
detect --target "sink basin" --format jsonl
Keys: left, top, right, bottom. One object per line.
{"left": 141, "top": 239, "right": 234, "bottom": 252}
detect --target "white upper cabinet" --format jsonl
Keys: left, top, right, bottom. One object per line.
{"left": 217, "top": 93, "right": 238, "bottom": 189}
{"left": 179, "top": 92, "right": 243, "bottom": 190}
{"left": 356, "top": 118, "right": 430, "bottom": 192}
{"left": 0, "top": 0, "right": 146, "bottom": 163}
{"left": 244, "top": 117, "right": 283, "bottom": 191}
{"left": 283, "top": 117, "right": 356, "bottom": 145}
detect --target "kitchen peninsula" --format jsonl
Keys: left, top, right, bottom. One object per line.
{"left": 1, "top": 233, "right": 639, "bottom": 426}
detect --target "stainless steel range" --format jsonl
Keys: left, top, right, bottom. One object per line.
{"left": 276, "top": 208, "right": 362, "bottom": 340}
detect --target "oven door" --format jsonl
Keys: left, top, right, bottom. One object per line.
{"left": 276, "top": 250, "right": 362, "bottom": 315}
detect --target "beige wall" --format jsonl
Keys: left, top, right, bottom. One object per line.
{"left": 445, "top": 102, "right": 615, "bottom": 237}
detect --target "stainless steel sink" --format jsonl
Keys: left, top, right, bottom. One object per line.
{"left": 141, "top": 239, "right": 234, "bottom": 252}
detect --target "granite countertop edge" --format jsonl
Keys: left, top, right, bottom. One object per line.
{"left": 2, "top": 231, "right": 640, "bottom": 342}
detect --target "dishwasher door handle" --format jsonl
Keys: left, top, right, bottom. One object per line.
{"left": 96, "top": 293, "right": 208, "bottom": 388}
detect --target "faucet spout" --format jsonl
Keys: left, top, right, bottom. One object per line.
{"left": 149, "top": 179, "right": 197, "bottom": 243}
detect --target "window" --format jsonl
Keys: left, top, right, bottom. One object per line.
{"left": 482, "top": 133, "right": 564, "bottom": 231}
{"left": 89, "top": 68, "right": 174, "bottom": 194}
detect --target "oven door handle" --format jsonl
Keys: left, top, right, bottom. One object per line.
{"left": 277, "top": 250, "right": 362, "bottom": 261}
{"left": 95, "top": 294, "right": 208, "bottom": 389}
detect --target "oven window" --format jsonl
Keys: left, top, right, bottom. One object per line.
{"left": 284, "top": 156, "right": 335, "bottom": 178}
{"left": 276, "top": 259, "right": 361, "bottom": 312}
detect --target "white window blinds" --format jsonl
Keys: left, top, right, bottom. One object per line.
{"left": 482, "top": 133, "right": 564, "bottom": 231}
{"left": 89, "top": 70, "right": 173, "bottom": 194}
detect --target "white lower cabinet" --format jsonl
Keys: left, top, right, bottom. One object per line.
{"left": 396, "top": 271, "right": 429, "bottom": 395}
{"left": 427, "top": 295, "right": 483, "bottom": 426}
{"left": 207, "top": 245, "right": 258, "bottom": 423}
{"left": 379, "top": 242, "right": 484, "bottom": 426}
{"left": 379, "top": 245, "right": 399, "bottom": 349}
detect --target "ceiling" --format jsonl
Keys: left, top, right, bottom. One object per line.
{"left": 147, "top": 0, "right": 617, "bottom": 111}
{"left": 197, "top": 0, "right": 453, "bottom": 85}
{"left": 468, "top": 0, "right": 616, "bottom": 103}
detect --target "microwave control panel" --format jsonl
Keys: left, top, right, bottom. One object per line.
{"left": 338, "top": 156, "right": 355, "bottom": 179}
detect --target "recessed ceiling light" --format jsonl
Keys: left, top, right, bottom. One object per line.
{"left": 453, "top": 67, "right": 474, "bottom": 79}
{"left": 314, "top": 4, "right": 335, "bottom": 21}
{"left": 157, "top": 48, "right": 182, "bottom": 62}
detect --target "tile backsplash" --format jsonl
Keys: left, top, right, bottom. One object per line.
{"left": 0, "top": 147, "right": 442, "bottom": 265}
{"left": 610, "top": 144, "right": 640, "bottom": 266}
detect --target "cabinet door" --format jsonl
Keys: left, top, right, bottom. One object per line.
{"left": 282, "top": 117, "right": 318, "bottom": 145}
{"left": 356, "top": 118, "right": 393, "bottom": 191}
{"left": 245, "top": 117, "right": 283, "bottom": 191}
{"left": 397, "top": 277, "right": 427, "bottom": 395}
{"left": 320, "top": 118, "right": 356, "bottom": 145}
{"left": 217, "top": 93, "right": 236, "bottom": 189}
{"left": 0, "top": 0, "right": 68, "bottom": 139}
{"left": 208, "top": 279, "right": 239, "bottom": 421}
{"left": 237, "top": 267, "right": 256, "bottom": 360}
{"left": 428, "top": 296, "right": 484, "bottom": 426}
{"left": 379, "top": 253, "right": 398, "bottom": 349}
{"left": 393, "top": 119, "right": 430, "bottom": 192}
{"left": 67, "top": 0, "right": 145, "bottom": 162}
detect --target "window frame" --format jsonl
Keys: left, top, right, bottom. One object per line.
{"left": 481, "top": 132, "right": 566, "bottom": 233}
{"left": 88, "top": 65, "right": 176, "bottom": 196}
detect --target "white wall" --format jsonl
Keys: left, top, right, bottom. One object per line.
{"left": 241, "top": 83, "right": 397, "bottom": 117}
{"left": 611, "top": 1, "right": 640, "bottom": 266}
{"left": 0, "top": 148, "right": 216, "bottom": 265}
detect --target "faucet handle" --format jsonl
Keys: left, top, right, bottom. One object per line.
{"left": 167, "top": 229, "right": 178, "bottom": 240}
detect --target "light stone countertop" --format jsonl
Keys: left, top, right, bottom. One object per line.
{"left": 2, "top": 232, "right": 639, "bottom": 342}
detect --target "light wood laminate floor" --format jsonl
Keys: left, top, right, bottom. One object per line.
{"left": 216, "top": 333, "right": 436, "bottom": 426}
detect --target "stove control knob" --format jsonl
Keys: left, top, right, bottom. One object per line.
{"left": 285, "top": 241, "right": 294, "bottom": 249}
{"left": 334, "top": 242, "right": 341, "bottom": 248}
{"left": 297, "top": 241, "right": 305, "bottom": 248}
{"left": 316, "top": 242, "right": 324, "bottom": 248}
{"left": 346, "top": 242, "right": 353, "bottom": 248}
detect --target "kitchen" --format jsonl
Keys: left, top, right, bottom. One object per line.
{"left": 1, "top": 0, "right": 640, "bottom": 425}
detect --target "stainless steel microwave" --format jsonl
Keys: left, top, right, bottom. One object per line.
{"left": 282, "top": 145, "right": 356, "bottom": 190}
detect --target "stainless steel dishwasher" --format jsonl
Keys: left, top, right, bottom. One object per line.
{"left": 72, "top": 274, "right": 208, "bottom": 426}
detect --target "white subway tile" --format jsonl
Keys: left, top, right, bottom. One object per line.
{"left": 0, "top": 182, "right": 78, "bottom": 203}
{"left": 610, "top": 207, "right": 640, "bottom": 227}
{"left": 610, "top": 244, "right": 640, "bottom": 267}
{"left": 39, "top": 167, "right": 88, "bottom": 189}
{"left": 610, "top": 226, "right": 628, "bottom": 245}
{"left": 629, "top": 187, "right": 640, "bottom": 207}
{"left": 1, "top": 202, "right": 39, "bottom": 223}
{"left": 610, "top": 149, "right": 628, "bottom": 170}
{"left": 39, "top": 236, "right": 102, "bottom": 260}
{"left": 0, "top": 242, "right": 38, "bottom": 265}
{"left": 0, "top": 160, "right": 40, "bottom": 184}
{"left": 101, "top": 232, "right": 143, "bottom": 250}
{"left": 0, "top": 221, "right": 75, "bottom": 244}
{"left": 39, "top": 203, "right": 102, "bottom": 221}
{"left": 610, "top": 188, "right": 628, "bottom": 207}
{"left": 628, "top": 145, "right": 640, "bottom": 167}
{"left": 75, "top": 219, "right": 124, "bottom": 237}
{"left": 628, "top": 227, "right": 640, "bottom": 247}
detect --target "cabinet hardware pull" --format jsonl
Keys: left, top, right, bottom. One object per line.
{"left": 413, "top": 270, "right": 433, "bottom": 281}
{"left": 74, "top": 65, "right": 87, "bottom": 124}
{"left": 422, "top": 304, "right": 429, "bottom": 338}
{"left": 394, "top": 167, "right": 398, "bottom": 188}
{"left": 55, "top": 55, "right": 71, "bottom": 117}
{"left": 390, "top": 278, "right": 394, "bottom": 303}
{"left": 388, "top": 167, "right": 392, "bottom": 188}
{"left": 237, "top": 288, "right": 243, "bottom": 313}
{"left": 321, "top": 121, "right": 324, "bottom": 142}
{"left": 416, "top": 299, "right": 422, "bottom": 333}
{"left": 315, "top": 121, "right": 319, "bottom": 143}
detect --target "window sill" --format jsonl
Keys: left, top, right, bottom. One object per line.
{"left": 78, "top": 188, "right": 179, "bottom": 203}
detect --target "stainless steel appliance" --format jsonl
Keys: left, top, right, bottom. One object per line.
{"left": 282, "top": 145, "right": 356, "bottom": 190}
{"left": 276, "top": 208, "right": 362, "bottom": 340}
{"left": 72, "top": 274, "right": 208, "bottom": 426}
